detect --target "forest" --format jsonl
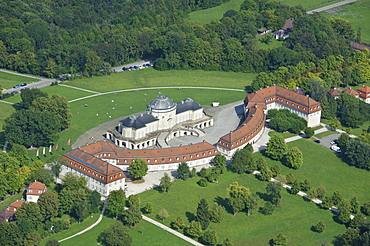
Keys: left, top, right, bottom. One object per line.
{"left": 0, "top": 0, "right": 362, "bottom": 78}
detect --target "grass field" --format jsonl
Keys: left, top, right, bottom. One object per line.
{"left": 322, "top": 0, "right": 370, "bottom": 43}
{"left": 256, "top": 35, "right": 283, "bottom": 49}
{"left": 139, "top": 170, "right": 346, "bottom": 245}
{"left": 40, "top": 213, "right": 101, "bottom": 246}
{"left": 255, "top": 139, "right": 370, "bottom": 204}
{"left": 315, "top": 130, "right": 338, "bottom": 138}
{"left": 0, "top": 192, "right": 22, "bottom": 210}
{"left": 0, "top": 103, "right": 15, "bottom": 132}
{"left": 49, "top": 216, "right": 191, "bottom": 246}
{"left": 27, "top": 88, "right": 247, "bottom": 162}
{"left": 0, "top": 71, "right": 38, "bottom": 89}
{"left": 65, "top": 68, "right": 255, "bottom": 93}
{"left": 268, "top": 131, "right": 297, "bottom": 139}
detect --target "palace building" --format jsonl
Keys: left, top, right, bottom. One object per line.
{"left": 106, "top": 95, "right": 213, "bottom": 149}
{"left": 217, "top": 85, "right": 321, "bottom": 156}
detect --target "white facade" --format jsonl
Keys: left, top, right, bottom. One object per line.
{"left": 59, "top": 166, "right": 125, "bottom": 197}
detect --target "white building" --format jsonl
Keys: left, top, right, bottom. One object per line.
{"left": 26, "top": 182, "right": 47, "bottom": 203}
{"left": 106, "top": 95, "right": 213, "bottom": 149}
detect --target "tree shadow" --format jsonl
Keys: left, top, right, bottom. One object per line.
{"left": 332, "top": 235, "right": 344, "bottom": 246}
{"left": 256, "top": 191, "right": 270, "bottom": 202}
{"left": 214, "top": 196, "right": 233, "bottom": 214}
{"left": 310, "top": 225, "right": 317, "bottom": 233}
{"left": 185, "top": 211, "right": 195, "bottom": 222}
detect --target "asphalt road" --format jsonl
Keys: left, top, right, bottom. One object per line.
{"left": 307, "top": 0, "right": 358, "bottom": 14}
{"left": 317, "top": 133, "right": 341, "bottom": 150}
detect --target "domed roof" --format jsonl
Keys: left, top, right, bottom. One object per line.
{"left": 147, "top": 95, "right": 176, "bottom": 111}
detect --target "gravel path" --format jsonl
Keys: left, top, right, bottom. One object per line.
{"left": 307, "top": 0, "right": 357, "bottom": 14}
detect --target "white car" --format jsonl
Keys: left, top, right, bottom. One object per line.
{"left": 330, "top": 145, "right": 341, "bottom": 153}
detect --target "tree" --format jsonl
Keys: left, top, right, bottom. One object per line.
{"left": 72, "top": 200, "right": 90, "bottom": 223}
{"left": 227, "top": 182, "right": 252, "bottom": 215}
{"left": 20, "top": 88, "right": 48, "bottom": 109}
{"left": 304, "top": 127, "right": 315, "bottom": 138}
{"left": 329, "top": 117, "right": 341, "bottom": 130}
{"left": 8, "top": 144, "right": 30, "bottom": 167}
{"left": 285, "top": 147, "right": 303, "bottom": 169}
{"left": 38, "top": 191, "right": 60, "bottom": 222}
{"left": 159, "top": 173, "right": 172, "bottom": 193}
{"left": 300, "top": 180, "right": 311, "bottom": 192}
{"left": 99, "top": 221, "right": 132, "bottom": 246}
{"left": 338, "top": 199, "right": 352, "bottom": 224}
{"left": 314, "top": 220, "right": 326, "bottom": 233}
{"left": 0, "top": 222, "right": 22, "bottom": 246}
{"left": 362, "top": 202, "right": 370, "bottom": 215}
{"left": 4, "top": 109, "right": 62, "bottom": 147}
{"left": 144, "top": 202, "right": 154, "bottom": 214}
{"left": 186, "top": 221, "right": 203, "bottom": 238}
{"left": 177, "top": 162, "right": 191, "bottom": 180}
{"left": 337, "top": 133, "right": 349, "bottom": 148}
{"left": 209, "top": 203, "right": 224, "bottom": 223}
{"left": 16, "top": 202, "right": 43, "bottom": 232}
{"left": 260, "top": 201, "right": 275, "bottom": 215}
{"left": 172, "top": 217, "right": 186, "bottom": 230}
{"left": 157, "top": 208, "right": 169, "bottom": 221}
{"left": 273, "top": 233, "right": 288, "bottom": 246}
{"left": 332, "top": 191, "right": 343, "bottom": 206}
{"left": 285, "top": 173, "right": 296, "bottom": 184}
{"left": 266, "top": 182, "right": 282, "bottom": 206}
{"left": 62, "top": 172, "right": 87, "bottom": 190}
{"left": 349, "top": 213, "right": 365, "bottom": 228}
{"left": 270, "top": 164, "right": 281, "bottom": 177}
{"left": 196, "top": 199, "right": 210, "bottom": 230}
{"left": 345, "top": 140, "right": 370, "bottom": 170}
{"left": 230, "top": 148, "right": 253, "bottom": 174}
{"left": 350, "top": 197, "right": 360, "bottom": 214}
{"left": 340, "top": 227, "right": 361, "bottom": 246}
{"left": 197, "top": 178, "right": 208, "bottom": 187}
{"left": 265, "top": 134, "right": 288, "bottom": 160}
{"left": 28, "top": 168, "right": 53, "bottom": 186}
{"left": 213, "top": 154, "right": 226, "bottom": 167}
{"left": 202, "top": 230, "right": 219, "bottom": 246}
{"left": 122, "top": 206, "right": 142, "bottom": 227}
{"left": 45, "top": 240, "right": 60, "bottom": 246}
{"left": 290, "top": 180, "right": 300, "bottom": 195}
{"left": 106, "top": 189, "right": 126, "bottom": 219}
{"left": 129, "top": 159, "right": 148, "bottom": 179}
{"left": 316, "top": 186, "right": 326, "bottom": 199}
{"left": 127, "top": 194, "right": 140, "bottom": 208}
{"left": 222, "top": 237, "right": 233, "bottom": 246}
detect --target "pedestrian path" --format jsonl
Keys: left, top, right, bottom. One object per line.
{"left": 0, "top": 100, "right": 14, "bottom": 105}
{"left": 58, "top": 204, "right": 106, "bottom": 242}
{"left": 59, "top": 84, "right": 100, "bottom": 94}
{"left": 142, "top": 215, "right": 204, "bottom": 246}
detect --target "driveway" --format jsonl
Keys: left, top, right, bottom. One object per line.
{"left": 317, "top": 133, "right": 341, "bottom": 150}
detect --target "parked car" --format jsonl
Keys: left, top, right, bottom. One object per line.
{"left": 12, "top": 91, "right": 19, "bottom": 94}
{"left": 314, "top": 140, "right": 321, "bottom": 143}
{"left": 330, "top": 139, "right": 338, "bottom": 145}
{"left": 13, "top": 85, "right": 21, "bottom": 88}
{"left": 1, "top": 88, "right": 6, "bottom": 92}
{"left": 330, "top": 145, "right": 341, "bottom": 152}
{"left": 20, "top": 83, "right": 27, "bottom": 86}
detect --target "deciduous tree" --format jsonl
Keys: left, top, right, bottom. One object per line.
{"left": 38, "top": 191, "right": 60, "bottom": 222}
{"left": 266, "top": 182, "right": 282, "bottom": 206}
{"left": 99, "top": 221, "right": 132, "bottom": 246}
{"left": 186, "top": 221, "right": 203, "bottom": 238}
{"left": 106, "top": 189, "right": 126, "bottom": 219}
{"left": 265, "top": 134, "right": 288, "bottom": 160}
{"left": 177, "top": 162, "right": 191, "bottom": 180}
{"left": 314, "top": 220, "right": 326, "bottom": 233}
{"left": 129, "top": 159, "right": 148, "bottom": 179}
{"left": 172, "top": 217, "right": 186, "bottom": 230}
{"left": 159, "top": 173, "right": 172, "bottom": 193}
{"left": 227, "top": 182, "right": 252, "bottom": 215}
{"left": 157, "top": 208, "right": 169, "bottom": 221}
{"left": 202, "top": 230, "right": 219, "bottom": 246}
{"left": 285, "top": 147, "right": 303, "bottom": 169}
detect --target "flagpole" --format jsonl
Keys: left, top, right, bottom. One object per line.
{"left": 49, "top": 145, "right": 52, "bottom": 153}
{"left": 36, "top": 149, "right": 39, "bottom": 157}
{"left": 43, "top": 147, "right": 45, "bottom": 155}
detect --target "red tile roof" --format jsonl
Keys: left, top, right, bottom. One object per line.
{"left": 0, "top": 209, "right": 14, "bottom": 221}
{"left": 328, "top": 88, "right": 341, "bottom": 97}
{"left": 8, "top": 200, "right": 24, "bottom": 213}
{"left": 282, "top": 18, "right": 294, "bottom": 30}
{"left": 357, "top": 85, "right": 370, "bottom": 99}
{"left": 343, "top": 88, "right": 359, "bottom": 97}
{"left": 26, "top": 182, "right": 47, "bottom": 196}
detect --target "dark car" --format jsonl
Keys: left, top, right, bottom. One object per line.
{"left": 12, "top": 91, "right": 19, "bottom": 94}
{"left": 13, "top": 85, "right": 21, "bottom": 88}
{"left": 314, "top": 140, "right": 321, "bottom": 143}
{"left": 133, "top": 66, "right": 139, "bottom": 69}
{"left": 20, "top": 83, "right": 27, "bottom": 86}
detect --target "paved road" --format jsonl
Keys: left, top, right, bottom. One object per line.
{"left": 112, "top": 60, "right": 153, "bottom": 72}
{"left": 307, "top": 0, "right": 357, "bottom": 14}
{"left": 0, "top": 69, "right": 54, "bottom": 94}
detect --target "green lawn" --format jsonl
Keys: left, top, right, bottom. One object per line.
{"left": 0, "top": 71, "right": 39, "bottom": 89}
{"left": 256, "top": 35, "right": 283, "bottom": 49}
{"left": 65, "top": 68, "right": 255, "bottom": 93}
{"left": 52, "top": 216, "right": 190, "bottom": 246}
{"left": 322, "top": 0, "right": 370, "bottom": 43}
{"left": 27, "top": 88, "right": 247, "bottom": 162}
{"left": 0, "top": 103, "right": 15, "bottom": 132}
{"left": 40, "top": 213, "right": 101, "bottom": 245}
{"left": 255, "top": 139, "right": 370, "bottom": 204}
{"left": 41, "top": 85, "right": 95, "bottom": 101}
{"left": 268, "top": 131, "right": 297, "bottom": 139}
{"left": 188, "top": 0, "right": 245, "bottom": 24}
{"left": 352, "top": 120, "right": 370, "bottom": 136}
{"left": 139, "top": 171, "right": 345, "bottom": 245}
{"left": 0, "top": 192, "right": 22, "bottom": 210}
{"left": 315, "top": 130, "right": 337, "bottom": 138}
